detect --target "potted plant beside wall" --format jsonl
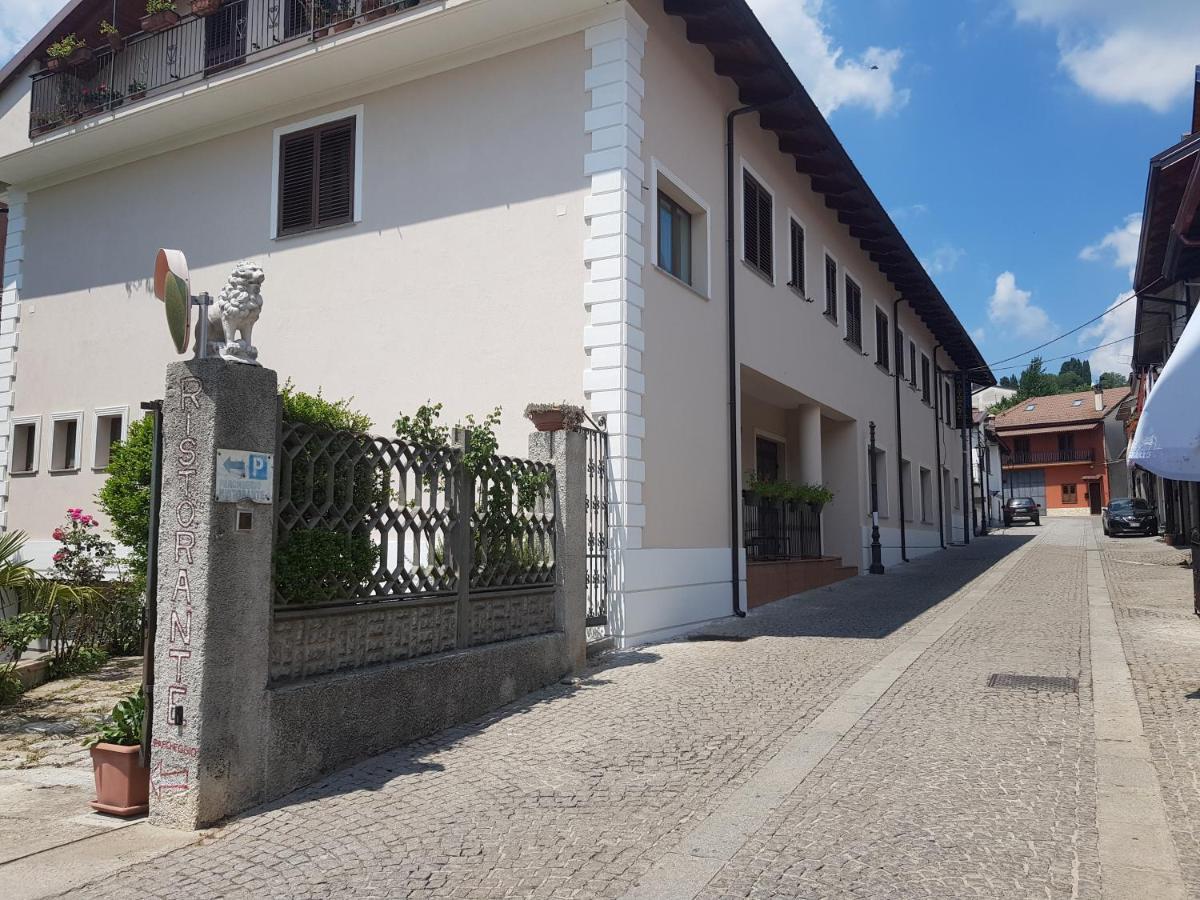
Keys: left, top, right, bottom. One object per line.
{"left": 83, "top": 689, "right": 149, "bottom": 817}
{"left": 127, "top": 79, "right": 148, "bottom": 102}
{"left": 141, "top": 0, "right": 181, "bottom": 33}
{"left": 794, "top": 483, "right": 835, "bottom": 513}
{"left": 524, "top": 402, "right": 586, "bottom": 433}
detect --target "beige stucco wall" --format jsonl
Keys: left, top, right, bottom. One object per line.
{"left": 635, "top": 0, "right": 969, "bottom": 563}
{"left": 8, "top": 33, "right": 590, "bottom": 544}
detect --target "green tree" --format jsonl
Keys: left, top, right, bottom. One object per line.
{"left": 1098, "top": 371, "right": 1129, "bottom": 389}
{"left": 1018, "top": 357, "right": 1059, "bottom": 398}
{"left": 998, "top": 375, "right": 1019, "bottom": 390}
{"left": 96, "top": 416, "right": 155, "bottom": 571}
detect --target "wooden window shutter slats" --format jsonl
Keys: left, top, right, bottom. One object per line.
{"left": 277, "top": 116, "right": 356, "bottom": 237}
{"left": 743, "top": 171, "right": 773, "bottom": 280}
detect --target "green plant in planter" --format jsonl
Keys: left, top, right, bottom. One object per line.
{"left": 83, "top": 688, "right": 144, "bottom": 748}
{"left": 745, "top": 472, "right": 834, "bottom": 508}
{"left": 99, "top": 20, "right": 120, "bottom": 36}
{"left": 46, "top": 34, "right": 86, "bottom": 60}
{"left": 144, "top": 0, "right": 177, "bottom": 14}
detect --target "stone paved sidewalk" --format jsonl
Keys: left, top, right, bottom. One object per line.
{"left": 58, "top": 519, "right": 1193, "bottom": 898}
{"left": 1098, "top": 527, "right": 1200, "bottom": 895}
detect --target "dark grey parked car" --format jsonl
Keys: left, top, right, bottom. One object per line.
{"left": 1102, "top": 498, "right": 1159, "bottom": 537}
{"left": 1003, "top": 497, "right": 1041, "bottom": 527}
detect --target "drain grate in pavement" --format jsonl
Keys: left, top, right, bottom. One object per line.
{"left": 688, "top": 634, "right": 751, "bottom": 643}
{"left": 986, "top": 673, "right": 1079, "bottom": 693}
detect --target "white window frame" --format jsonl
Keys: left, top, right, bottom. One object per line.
{"left": 786, "top": 209, "right": 810, "bottom": 300}
{"left": 49, "top": 411, "right": 84, "bottom": 473}
{"left": 92, "top": 405, "right": 130, "bottom": 471}
{"left": 10, "top": 415, "right": 41, "bottom": 475}
{"left": 650, "top": 159, "right": 712, "bottom": 300}
{"left": 739, "top": 158, "right": 776, "bottom": 284}
{"left": 270, "top": 105, "right": 365, "bottom": 240}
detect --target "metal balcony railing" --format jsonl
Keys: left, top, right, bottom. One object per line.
{"left": 29, "top": 0, "right": 422, "bottom": 137}
{"left": 1003, "top": 448, "right": 1095, "bottom": 466}
{"left": 743, "top": 492, "right": 823, "bottom": 562}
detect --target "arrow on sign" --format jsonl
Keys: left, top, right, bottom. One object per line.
{"left": 151, "top": 761, "right": 190, "bottom": 799}
{"left": 222, "top": 457, "right": 247, "bottom": 477}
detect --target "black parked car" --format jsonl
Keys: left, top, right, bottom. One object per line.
{"left": 1003, "top": 497, "right": 1041, "bottom": 527}
{"left": 1102, "top": 498, "right": 1159, "bottom": 537}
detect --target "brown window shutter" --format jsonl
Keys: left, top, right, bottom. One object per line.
{"left": 278, "top": 131, "right": 316, "bottom": 236}
{"left": 757, "top": 183, "right": 773, "bottom": 278}
{"left": 743, "top": 170, "right": 759, "bottom": 269}
{"left": 317, "top": 120, "right": 355, "bottom": 227}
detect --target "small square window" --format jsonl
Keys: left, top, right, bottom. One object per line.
{"left": 11, "top": 418, "right": 39, "bottom": 474}
{"left": 93, "top": 409, "right": 127, "bottom": 470}
{"left": 657, "top": 191, "right": 693, "bottom": 285}
{"left": 1072, "top": 399, "right": 1083, "bottom": 407}
{"left": 1025, "top": 404, "right": 1036, "bottom": 412}
{"left": 50, "top": 413, "right": 83, "bottom": 472}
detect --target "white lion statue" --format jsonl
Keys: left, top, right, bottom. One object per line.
{"left": 199, "top": 261, "right": 265, "bottom": 365}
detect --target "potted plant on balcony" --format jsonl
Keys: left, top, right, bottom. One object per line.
{"left": 83, "top": 688, "right": 149, "bottom": 817}
{"left": 141, "top": 0, "right": 181, "bottom": 33}
{"left": 524, "top": 402, "right": 586, "bottom": 433}
{"left": 794, "top": 483, "right": 834, "bottom": 512}
{"left": 190, "top": 0, "right": 224, "bottom": 16}
{"left": 331, "top": 0, "right": 358, "bottom": 33}
{"left": 127, "top": 79, "right": 148, "bottom": 102}
{"left": 46, "top": 34, "right": 86, "bottom": 72}
{"left": 99, "top": 20, "right": 124, "bottom": 52}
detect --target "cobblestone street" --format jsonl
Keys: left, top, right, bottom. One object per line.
{"left": 59, "top": 518, "right": 1197, "bottom": 898}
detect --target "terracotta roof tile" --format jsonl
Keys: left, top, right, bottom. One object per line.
{"left": 993, "top": 388, "right": 1131, "bottom": 429}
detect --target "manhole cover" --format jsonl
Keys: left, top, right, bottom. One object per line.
{"left": 986, "top": 673, "right": 1078, "bottom": 693}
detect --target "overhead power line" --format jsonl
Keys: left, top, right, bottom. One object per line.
{"left": 986, "top": 329, "right": 1145, "bottom": 375}
{"left": 974, "top": 290, "right": 1138, "bottom": 372}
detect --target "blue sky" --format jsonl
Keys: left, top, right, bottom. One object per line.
{"left": 3, "top": 0, "right": 1195, "bottom": 379}
{"left": 746, "top": 0, "right": 1200, "bottom": 380}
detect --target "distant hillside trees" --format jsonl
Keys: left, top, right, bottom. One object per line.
{"left": 988, "top": 357, "right": 1128, "bottom": 413}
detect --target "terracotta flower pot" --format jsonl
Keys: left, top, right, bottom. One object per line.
{"left": 332, "top": 17, "right": 357, "bottom": 33}
{"left": 68, "top": 47, "right": 94, "bottom": 67}
{"left": 45, "top": 57, "right": 66, "bottom": 73}
{"left": 90, "top": 743, "right": 149, "bottom": 816}
{"left": 190, "top": 0, "right": 224, "bottom": 15}
{"left": 529, "top": 410, "right": 568, "bottom": 432}
{"left": 363, "top": 2, "right": 389, "bottom": 21}
{"left": 141, "top": 11, "right": 181, "bottom": 33}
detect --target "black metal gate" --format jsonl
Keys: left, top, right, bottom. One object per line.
{"left": 582, "top": 418, "right": 610, "bottom": 630}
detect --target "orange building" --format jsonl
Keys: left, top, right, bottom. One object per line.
{"left": 994, "top": 387, "right": 1132, "bottom": 515}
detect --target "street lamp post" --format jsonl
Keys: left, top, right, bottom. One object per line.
{"left": 869, "top": 421, "right": 885, "bottom": 575}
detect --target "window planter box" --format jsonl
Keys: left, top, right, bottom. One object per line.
{"left": 190, "top": 0, "right": 224, "bottom": 15}
{"left": 45, "top": 57, "right": 67, "bottom": 73}
{"left": 128, "top": 90, "right": 147, "bottom": 102}
{"left": 141, "top": 11, "right": 181, "bottom": 32}
{"left": 362, "top": 0, "right": 390, "bottom": 20}
{"left": 106, "top": 33, "right": 124, "bottom": 52}
{"left": 332, "top": 17, "right": 358, "bottom": 33}
{"left": 68, "top": 47, "right": 93, "bottom": 67}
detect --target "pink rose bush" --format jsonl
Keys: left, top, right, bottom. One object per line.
{"left": 50, "top": 508, "right": 115, "bottom": 586}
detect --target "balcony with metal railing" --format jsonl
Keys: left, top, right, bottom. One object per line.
{"left": 1002, "top": 448, "right": 1096, "bottom": 467}
{"left": 29, "top": 0, "right": 423, "bottom": 137}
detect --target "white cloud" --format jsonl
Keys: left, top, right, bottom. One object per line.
{"left": 1012, "top": 1, "right": 1200, "bottom": 112}
{"left": 746, "top": 0, "right": 910, "bottom": 117}
{"left": 890, "top": 203, "right": 929, "bottom": 220}
{"left": 1080, "top": 213, "right": 1141, "bottom": 282}
{"left": 1080, "top": 292, "right": 1137, "bottom": 376}
{"left": 0, "top": 1, "right": 62, "bottom": 69}
{"left": 971, "top": 327, "right": 986, "bottom": 344}
{"left": 987, "top": 271, "right": 1055, "bottom": 339}
{"left": 921, "top": 244, "right": 966, "bottom": 276}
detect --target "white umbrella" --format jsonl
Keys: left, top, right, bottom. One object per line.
{"left": 1129, "top": 310, "right": 1200, "bottom": 482}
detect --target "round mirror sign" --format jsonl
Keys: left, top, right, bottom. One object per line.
{"left": 154, "top": 248, "right": 192, "bottom": 355}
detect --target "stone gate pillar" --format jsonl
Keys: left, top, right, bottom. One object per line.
{"left": 529, "top": 428, "right": 587, "bottom": 675}
{"left": 149, "top": 359, "right": 278, "bottom": 830}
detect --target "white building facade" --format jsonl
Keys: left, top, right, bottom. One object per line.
{"left": 0, "top": 0, "right": 989, "bottom": 645}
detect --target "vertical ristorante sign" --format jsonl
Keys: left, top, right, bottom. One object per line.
{"left": 150, "top": 359, "right": 278, "bottom": 830}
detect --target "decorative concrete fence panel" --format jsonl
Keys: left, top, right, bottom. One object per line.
{"left": 149, "top": 360, "right": 585, "bottom": 830}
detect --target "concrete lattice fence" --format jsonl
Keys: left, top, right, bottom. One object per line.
{"left": 270, "top": 420, "right": 561, "bottom": 682}
{"left": 149, "top": 360, "right": 586, "bottom": 830}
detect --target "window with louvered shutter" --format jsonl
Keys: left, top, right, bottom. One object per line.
{"left": 788, "top": 218, "right": 805, "bottom": 295}
{"left": 743, "top": 171, "right": 773, "bottom": 280}
{"left": 909, "top": 342, "right": 918, "bottom": 386}
{"left": 896, "top": 328, "right": 905, "bottom": 378}
{"left": 921, "top": 354, "right": 931, "bottom": 402}
{"left": 845, "top": 276, "right": 862, "bottom": 348}
{"left": 277, "top": 117, "right": 356, "bottom": 237}
{"left": 875, "top": 308, "right": 889, "bottom": 370}
{"left": 824, "top": 255, "right": 837, "bottom": 320}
